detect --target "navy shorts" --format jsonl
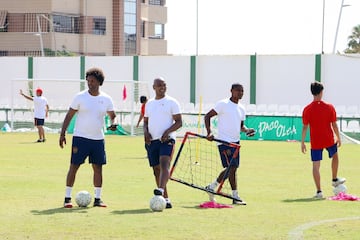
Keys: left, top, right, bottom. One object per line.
{"left": 218, "top": 142, "right": 240, "bottom": 168}
{"left": 34, "top": 118, "right": 45, "bottom": 126}
{"left": 71, "top": 136, "right": 106, "bottom": 165}
{"left": 310, "top": 144, "right": 337, "bottom": 161}
{"left": 145, "top": 139, "right": 175, "bottom": 167}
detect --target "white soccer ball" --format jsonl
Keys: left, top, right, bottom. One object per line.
{"left": 149, "top": 195, "right": 166, "bottom": 212}
{"left": 75, "top": 190, "right": 92, "bottom": 207}
{"left": 333, "top": 184, "right": 347, "bottom": 195}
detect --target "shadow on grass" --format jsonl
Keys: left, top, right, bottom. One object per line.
{"left": 181, "top": 205, "right": 218, "bottom": 209}
{"left": 182, "top": 204, "right": 235, "bottom": 209}
{"left": 282, "top": 198, "right": 325, "bottom": 203}
{"left": 123, "top": 156, "right": 148, "bottom": 160}
{"left": 111, "top": 208, "right": 152, "bottom": 215}
{"left": 31, "top": 207, "right": 90, "bottom": 215}
{"left": 19, "top": 141, "right": 40, "bottom": 144}
{"left": 182, "top": 206, "right": 202, "bottom": 209}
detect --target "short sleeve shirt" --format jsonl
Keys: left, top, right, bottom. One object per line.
{"left": 33, "top": 96, "right": 48, "bottom": 119}
{"left": 302, "top": 100, "right": 336, "bottom": 149}
{"left": 141, "top": 103, "right": 146, "bottom": 115}
{"left": 214, "top": 98, "right": 246, "bottom": 142}
{"left": 144, "top": 95, "right": 181, "bottom": 140}
{"left": 70, "top": 90, "right": 115, "bottom": 140}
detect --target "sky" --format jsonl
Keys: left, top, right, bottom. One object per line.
{"left": 166, "top": 0, "right": 360, "bottom": 55}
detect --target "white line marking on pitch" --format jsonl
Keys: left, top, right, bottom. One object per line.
{"left": 288, "top": 216, "right": 360, "bottom": 240}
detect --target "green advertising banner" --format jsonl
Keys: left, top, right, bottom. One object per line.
{"left": 179, "top": 114, "right": 310, "bottom": 142}
{"left": 241, "top": 116, "right": 309, "bottom": 142}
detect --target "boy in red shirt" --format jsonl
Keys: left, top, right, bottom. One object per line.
{"left": 301, "top": 81, "right": 345, "bottom": 199}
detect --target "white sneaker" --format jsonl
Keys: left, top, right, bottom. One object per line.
{"left": 332, "top": 178, "right": 346, "bottom": 187}
{"left": 233, "top": 197, "right": 247, "bottom": 205}
{"left": 314, "top": 191, "right": 324, "bottom": 199}
{"left": 205, "top": 185, "right": 216, "bottom": 202}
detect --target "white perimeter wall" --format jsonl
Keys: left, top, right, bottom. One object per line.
{"left": 197, "top": 56, "right": 250, "bottom": 105}
{"left": 1, "top": 54, "right": 360, "bottom": 110}
{"left": 139, "top": 56, "right": 191, "bottom": 104}
{"left": 256, "top": 55, "right": 315, "bottom": 106}
{"left": 322, "top": 55, "right": 360, "bottom": 106}
{"left": 1, "top": 57, "right": 28, "bottom": 107}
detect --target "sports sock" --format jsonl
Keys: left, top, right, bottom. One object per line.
{"left": 332, "top": 178, "right": 338, "bottom": 182}
{"left": 210, "top": 180, "right": 219, "bottom": 189}
{"left": 165, "top": 198, "right": 170, "bottom": 203}
{"left": 158, "top": 188, "right": 164, "bottom": 194}
{"left": 232, "top": 190, "right": 239, "bottom": 198}
{"left": 94, "top": 187, "right": 102, "bottom": 199}
{"left": 65, "top": 186, "right": 72, "bottom": 198}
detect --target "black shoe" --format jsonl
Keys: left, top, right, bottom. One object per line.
{"left": 64, "top": 197, "right": 73, "bottom": 208}
{"left": 93, "top": 198, "right": 107, "bottom": 207}
{"left": 153, "top": 189, "right": 163, "bottom": 196}
{"left": 166, "top": 202, "right": 172, "bottom": 209}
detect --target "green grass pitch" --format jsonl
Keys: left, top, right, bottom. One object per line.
{"left": 1, "top": 132, "right": 359, "bottom": 239}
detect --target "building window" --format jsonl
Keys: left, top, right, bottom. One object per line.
{"left": 53, "top": 14, "right": 80, "bottom": 34}
{"left": 124, "top": 0, "right": 137, "bottom": 55}
{"left": 93, "top": 17, "right": 106, "bottom": 35}
{"left": 148, "top": 22, "right": 164, "bottom": 39}
{"left": 155, "top": 23, "right": 164, "bottom": 39}
{"left": 141, "top": 21, "right": 145, "bottom": 38}
{"left": 149, "top": 0, "right": 165, "bottom": 6}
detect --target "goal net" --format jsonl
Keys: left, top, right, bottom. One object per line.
{"left": 170, "top": 131, "right": 242, "bottom": 201}
{"left": 10, "top": 78, "right": 150, "bottom": 135}
{"left": 340, "top": 132, "right": 360, "bottom": 144}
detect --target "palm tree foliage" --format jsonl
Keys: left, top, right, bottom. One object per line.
{"left": 344, "top": 24, "right": 360, "bottom": 53}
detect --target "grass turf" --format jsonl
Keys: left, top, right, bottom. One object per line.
{"left": 1, "top": 132, "right": 359, "bottom": 239}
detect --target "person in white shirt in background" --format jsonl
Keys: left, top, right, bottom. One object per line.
{"left": 20, "top": 88, "right": 49, "bottom": 142}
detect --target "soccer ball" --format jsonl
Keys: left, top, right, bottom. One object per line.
{"left": 333, "top": 184, "right": 347, "bottom": 195}
{"left": 75, "top": 190, "right": 92, "bottom": 207}
{"left": 149, "top": 195, "right": 166, "bottom": 212}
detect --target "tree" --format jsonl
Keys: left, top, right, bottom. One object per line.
{"left": 344, "top": 24, "right": 360, "bottom": 54}
{"left": 43, "top": 45, "right": 77, "bottom": 56}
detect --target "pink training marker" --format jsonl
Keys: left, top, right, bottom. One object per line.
{"left": 328, "top": 192, "right": 360, "bottom": 201}
{"left": 199, "top": 201, "right": 233, "bottom": 208}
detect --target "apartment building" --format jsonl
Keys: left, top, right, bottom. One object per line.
{"left": 0, "top": 0, "right": 167, "bottom": 56}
